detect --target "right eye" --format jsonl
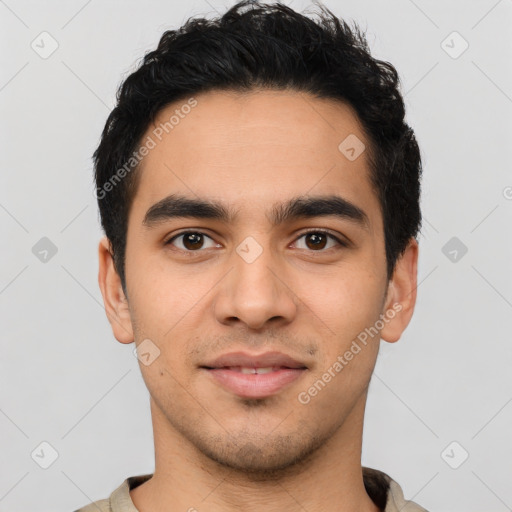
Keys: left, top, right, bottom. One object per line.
{"left": 165, "top": 231, "right": 220, "bottom": 251}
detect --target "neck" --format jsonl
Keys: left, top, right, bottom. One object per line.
{"left": 131, "top": 392, "right": 380, "bottom": 512}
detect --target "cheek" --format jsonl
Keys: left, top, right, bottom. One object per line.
{"left": 128, "top": 269, "right": 217, "bottom": 386}
{"left": 128, "top": 253, "right": 209, "bottom": 332}
{"left": 295, "top": 267, "right": 386, "bottom": 346}
{"left": 296, "top": 277, "right": 383, "bottom": 414}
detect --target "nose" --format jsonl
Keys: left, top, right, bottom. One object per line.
{"left": 213, "top": 245, "right": 298, "bottom": 331}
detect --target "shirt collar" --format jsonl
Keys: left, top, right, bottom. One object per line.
{"left": 108, "top": 467, "right": 427, "bottom": 512}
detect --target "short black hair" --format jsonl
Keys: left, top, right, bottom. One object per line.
{"left": 93, "top": 0, "right": 422, "bottom": 294}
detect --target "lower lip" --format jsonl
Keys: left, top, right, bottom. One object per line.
{"left": 204, "top": 368, "right": 306, "bottom": 399}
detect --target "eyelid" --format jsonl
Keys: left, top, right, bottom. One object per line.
{"left": 165, "top": 228, "right": 349, "bottom": 251}
{"left": 165, "top": 230, "right": 218, "bottom": 248}
{"left": 292, "top": 228, "right": 349, "bottom": 249}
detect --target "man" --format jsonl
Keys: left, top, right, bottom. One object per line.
{"left": 78, "top": 1, "right": 427, "bottom": 510}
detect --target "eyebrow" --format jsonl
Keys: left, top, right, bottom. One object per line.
{"left": 143, "top": 193, "right": 369, "bottom": 230}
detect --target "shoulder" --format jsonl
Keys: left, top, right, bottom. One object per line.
{"left": 362, "top": 466, "right": 429, "bottom": 512}
{"left": 386, "top": 478, "right": 429, "bottom": 512}
{"left": 73, "top": 474, "right": 152, "bottom": 512}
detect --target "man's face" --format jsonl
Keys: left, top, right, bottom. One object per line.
{"left": 108, "top": 89, "right": 409, "bottom": 473}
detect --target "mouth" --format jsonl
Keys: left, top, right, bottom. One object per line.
{"left": 216, "top": 366, "right": 297, "bottom": 374}
{"left": 200, "top": 351, "right": 308, "bottom": 399}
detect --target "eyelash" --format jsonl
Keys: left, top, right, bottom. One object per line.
{"left": 164, "top": 229, "right": 347, "bottom": 253}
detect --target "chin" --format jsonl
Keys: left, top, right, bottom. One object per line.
{"left": 192, "top": 429, "right": 328, "bottom": 480}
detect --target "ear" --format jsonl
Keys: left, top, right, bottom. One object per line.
{"left": 97, "top": 236, "right": 134, "bottom": 344}
{"left": 380, "top": 238, "right": 418, "bottom": 343}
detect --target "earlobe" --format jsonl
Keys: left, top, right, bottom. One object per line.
{"left": 97, "top": 236, "right": 134, "bottom": 344}
{"left": 380, "top": 238, "right": 419, "bottom": 343}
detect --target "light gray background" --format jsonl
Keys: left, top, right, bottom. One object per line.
{"left": 1, "top": 0, "right": 511, "bottom": 511}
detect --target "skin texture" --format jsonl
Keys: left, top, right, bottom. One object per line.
{"left": 98, "top": 89, "right": 418, "bottom": 512}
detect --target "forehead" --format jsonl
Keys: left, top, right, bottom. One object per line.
{"left": 131, "top": 89, "right": 380, "bottom": 227}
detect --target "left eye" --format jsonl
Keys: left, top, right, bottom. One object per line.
{"left": 294, "top": 231, "right": 342, "bottom": 251}
{"left": 166, "top": 230, "right": 342, "bottom": 252}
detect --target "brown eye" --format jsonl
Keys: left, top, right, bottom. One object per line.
{"left": 305, "top": 232, "right": 328, "bottom": 250}
{"left": 167, "top": 232, "right": 218, "bottom": 251}
{"left": 294, "top": 230, "right": 344, "bottom": 251}
{"left": 182, "top": 233, "right": 204, "bottom": 250}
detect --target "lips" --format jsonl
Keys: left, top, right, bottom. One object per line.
{"left": 202, "top": 351, "right": 307, "bottom": 370}
{"left": 201, "top": 351, "right": 307, "bottom": 399}
{"left": 224, "top": 366, "right": 285, "bottom": 374}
